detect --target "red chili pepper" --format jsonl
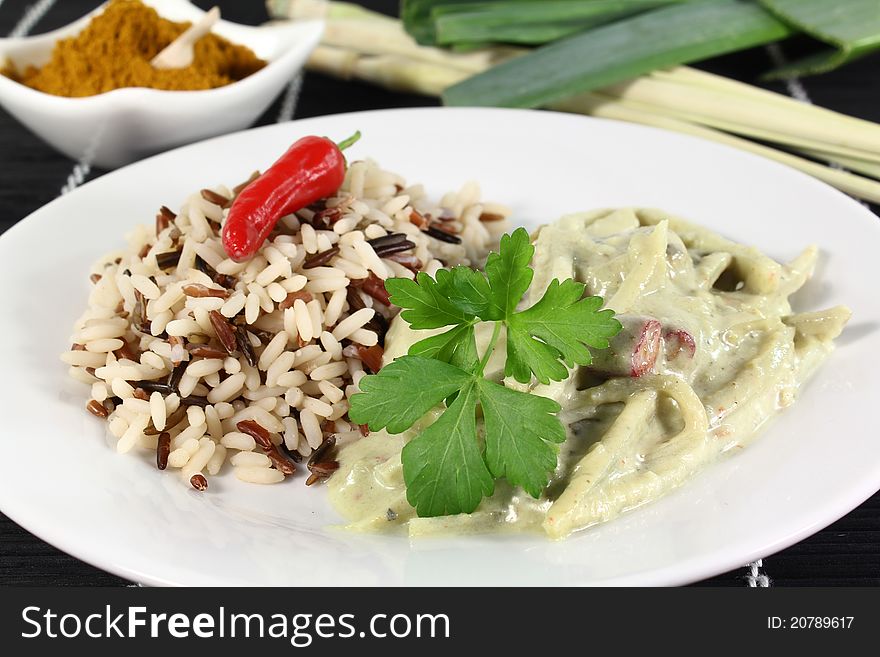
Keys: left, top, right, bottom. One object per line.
{"left": 221, "top": 131, "right": 360, "bottom": 262}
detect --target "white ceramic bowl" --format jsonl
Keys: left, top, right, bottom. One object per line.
{"left": 0, "top": 0, "right": 323, "bottom": 168}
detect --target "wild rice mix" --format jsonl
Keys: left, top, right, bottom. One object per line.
{"left": 62, "top": 160, "right": 510, "bottom": 491}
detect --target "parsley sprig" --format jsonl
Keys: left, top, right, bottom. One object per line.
{"left": 348, "top": 228, "right": 622, "bottom": 517}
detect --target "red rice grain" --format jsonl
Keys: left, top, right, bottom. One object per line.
{"left": 157, "top": 432, "right": 171, "bottom": 469}
{"left": 190, "top": 473, "right": 208, "bottom": 490}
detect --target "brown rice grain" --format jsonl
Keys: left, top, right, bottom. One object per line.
{"left": 86, "top": 399, "right": 109, "bottom": 418}
{"left": 264, "top": 444, "right": 296, "bottom": 475}
{"left": 190, "top": 473, "right": 209, "bottom": 491}
{"left": 156, "top": 432, "right": 171, "bottom": 469}
{"left": 236, "top": 419, "right": 272, "bottom": 450}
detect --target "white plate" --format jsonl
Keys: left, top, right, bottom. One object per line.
{"left": 1, "top": 108, "right": 878, "bottom": 586}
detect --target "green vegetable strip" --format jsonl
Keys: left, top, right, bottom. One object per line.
{"left": 437, "top": 19, "right": 620, "bottom": 46}
{"left": 403, "top": 0, "right": 502, "bottom": 45}
{"left": 759, "top": 0, "right": 880, "bottom": 78}
{"left": 433, "top": 1, "right": 687, "bottom": 46}
{"left": 403, "top": 0, "right": 597, "bottom": 45}
{"left": 443, "top": 0, "right": 793, "bottom": 109}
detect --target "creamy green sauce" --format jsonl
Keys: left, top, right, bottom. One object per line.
{"left": 328, "top": 208, "right": 850, "bottom": 539}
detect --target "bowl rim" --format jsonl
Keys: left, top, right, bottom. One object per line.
{"left": 0, "top": 0, "right": 324, "bottom": 106}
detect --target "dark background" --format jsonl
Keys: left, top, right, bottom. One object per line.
{"left": 0, "top": 0, "right": 877, "bottom": 587}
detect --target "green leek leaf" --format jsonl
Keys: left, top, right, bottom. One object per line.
{"left": 433, "top": 1, "right": 687, "bottom": 46}
{"left": 443, "top": 0, "right": 793, "bottom": 109}
{"left": 759, "top": 0, "right": 880, "bottom": 78}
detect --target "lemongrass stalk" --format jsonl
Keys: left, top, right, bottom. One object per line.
{"left": 797, "top": 149, "right": 880, "bottom": 181}
{"left": 595, "top": 90, "right": 880, "bottom": 164}
{"left": 307, "top": 44, "right": 362, "bottom": 80}
{"left": 305, "top": 44, "right": 880, "bottom": 204}
{"left": 553, "top": 95, "right": 880, "bottom": 204}
{"left": 290, "top": 3, "right": 880, "bottom": 157}
{"left": 601, "top": 77, "right": 880, "bottom": 160}
{"left": 270, "top": 0, "right": 397, "bottom": 22}
{"left": 310, "top": 46, "right": 469, "bottom": 95}
{"left": 280, "top": 0, "right": 517, "bottom": 73}
{"left": 652, "top": 66, "right": 880, "bottom": 138}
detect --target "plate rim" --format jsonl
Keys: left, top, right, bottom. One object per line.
{"left": 1, "top": 106, "right": 879, "bottom": 587}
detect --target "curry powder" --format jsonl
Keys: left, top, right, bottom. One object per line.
{"left": 4, "top": 0, "right": 266, "bottom": 97}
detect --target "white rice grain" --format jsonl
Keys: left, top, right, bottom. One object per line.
{"left": 332, "top": 308, "right": 374, "bottom": 341}
{"left": 318, "top": 380, "right": 345, "bottom": 404}
{"left": 293, "top": 299, "right": 313, "bottom": 343}
{"left": 300, "top": 408, "right": 322, "bottom": 448}
{"left": 235, "top": 467, "right": 285, "bottom": 484}
{"left": 182, "top": 438, "right": 216, "bottom": 479}
{"left": 150, "top": 391, "right": 167, "bottom": 431}
{"left": 206, "top": 372, "right": 246, "bottom": 404}
{"left": 266, "top": 351, "right": 297, "bottom": 387}
{"left": 349, "top": 328, "right": 379, "bottom": 346}
{"left": 220, "top": 431, "right": 256, "bottom": 451}
{"left": 206, "top": 444, "right": 227, "bottom": 475}
{"left": 301, "top": 223, "right": 318, "bottom": 254}
{"left": 117, "top": 414, "right": 150, "bottom": 454}
{"left": 185, "top": 358, "right": 224, "bottom": 378}
{"left": 258, "top": 331, "right": 289, "bottom": 371}
{"left": 220, "top": 292, "right": 247, "bottom": 318}
{"left": 84, "top": 338, "right": 124, "bottom": 353}
{"left": 244, "top": 292, "right": 260, "bottom": 324}
{"left": 310, "top": 361, "right": 348, "bottom": 381}
{"left": 230, "top": 452, "right": 271, "bottom": 468}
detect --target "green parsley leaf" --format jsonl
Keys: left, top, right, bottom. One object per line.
{"left": 400, "top": 381, "right": 494, "bottom": 516}
{"left": 439, "top": 266, "right": 494, "bottom": 318}
{"left": 484, "top": 227, "right": 534, "bottom": 320}
{"left": 349, "top": 356, "right": 471, "bottom": 433}
{"left": 478, "top": 379, "right": 565, "bottom": 498}
{"left": 504, "top": 327, "right": 570, "bottom": 384}
{"left": 409, "top": 323, "right": 478, "bottom": 371}
{"left": 386, "top": 271, "right": 475, "bottom": 329}
{"left": 505, "top": 280, "right": 623, "bottom": 384}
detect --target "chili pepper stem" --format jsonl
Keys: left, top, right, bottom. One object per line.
{"left": 336, "top": 130, "right": 362, "bottom": 151}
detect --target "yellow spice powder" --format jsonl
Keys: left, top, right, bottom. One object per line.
{"left": 4, "top": 0, "right": 266, "bottom": 97}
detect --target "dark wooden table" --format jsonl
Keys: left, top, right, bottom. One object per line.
{"left": 1, "top": 0, "right": 878, "bottom": 587}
